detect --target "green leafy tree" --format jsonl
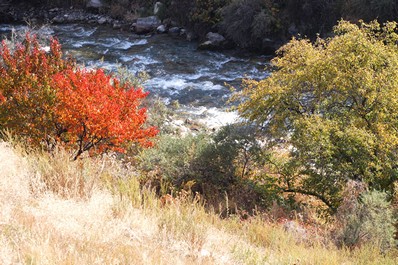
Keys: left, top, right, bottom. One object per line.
{"left": 235, "top": 20, "right": 398, "bottom": 211}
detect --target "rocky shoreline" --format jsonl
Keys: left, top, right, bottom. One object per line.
{"left": 0, "top": 1, "right": 280, "bottom": 53}
{"left": 0, "top": 2, "right": 238, "bottom": 52}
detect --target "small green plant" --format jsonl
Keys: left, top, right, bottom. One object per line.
{"left": 334, "top": 182, "right": 396, "bottom": 252}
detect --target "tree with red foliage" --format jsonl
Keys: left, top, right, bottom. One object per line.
{"left": 54, "top": 68, "right": 158, "bottom": 160}
{"left": 0, "top": 34, "right": 157, "bottom": 159}
{"left": 0, "top": 34, "right": 72, "bottom": 146}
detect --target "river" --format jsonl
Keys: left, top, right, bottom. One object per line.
{"left": 0, "top": 23, "right": 270, "bottom": 129}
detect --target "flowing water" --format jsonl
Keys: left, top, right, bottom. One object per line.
{"left": 0, "top": 23, "right": 270, "bottom": 128}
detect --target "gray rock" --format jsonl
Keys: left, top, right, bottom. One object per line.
{"left": 168, "top": 26, "right": 180, "bottom": 35}
{"left": 197, "top": 40, "right": 213, "bottom": 50}
{"left": 134, "top": 16, "right": 161, "bottom": 34}
{"left": 52, "top": 15, "right": 66, "bottom": 23}
{"left": 113, "top": 20, "right": 131, "bottom": 30}
{"left": 156, "top": 24, "right": 167, "bottom": 33}
{"left": 198, "top": 32, "right": 227, "bottom": 50}
{"left": 206, "top": 32, "right": 225, "bottom": 44}
{"left": 113, "top": 21, "right": 122, "bottom": 29}
{"left": 97, "top": 16, "right": 107, "bottom": 25}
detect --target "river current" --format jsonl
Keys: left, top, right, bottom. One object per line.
{"left": 0, "top": 23, "right": 270, "bottom": 128}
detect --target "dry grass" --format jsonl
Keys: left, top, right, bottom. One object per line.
{"left": 0, "top": 140, "right": 397, "bottom": 265}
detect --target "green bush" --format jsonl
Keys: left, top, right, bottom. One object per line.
{"left": 138, "top": 133, "right": 210, "bottom": 188}
{"left": 334, "top": 183, "right": 396, "bottom": 252}
{"left": 137, "top": 124, "right": 277, "bottom": 210}
{"left": 191, "top": 124, "right": 263, "bottom": 187}
{"left": 139, "top": 124, "right": 264, "bottom": 189}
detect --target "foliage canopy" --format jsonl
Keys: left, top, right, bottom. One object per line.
{"left": 0, "top": 34, "right": 157, "bottom": 159}
{"left": 236, "top": 20, "right": 398, "bottom": 210}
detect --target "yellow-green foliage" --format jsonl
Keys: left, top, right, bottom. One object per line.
{"left": 236, "top": 20, "right": 398, "bottom": 210}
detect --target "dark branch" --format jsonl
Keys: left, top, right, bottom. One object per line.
{"left": 282, "top": 188, "right": 337, "bottom": 212}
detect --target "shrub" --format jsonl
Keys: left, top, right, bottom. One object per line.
{"left": 138, "top": 124, "right": 276, "bottom": 210}
{"left": 190, "top": 124, "right": 264, "bottom": 188}
{"left": 220, "top": 0, "right": 279, "bottom": 49}
{"left": 138, "top": 133, "right": 210, "bottom": 190}
{"left": 162, "top": 0, "right": 193, "bottom": 26}
{"left": 192, "top": 0, "right": 229, "bottom": 23}
{"left": 0, "top": 34, "right": 157, "bottom": 159}
{"left": 0, "top": 34, "right": 72, "bottom": 147}
{"left": 105, "top": 0, "right": 155, "bottom": 19}
{"left": 54, "top": 68, "right": 158, "bottom": 160}
{"left": 334, "top": 183, "right": 396, "bottom": 252}
{"left": 164, "top": 0, "right": 229, "bottom": 37}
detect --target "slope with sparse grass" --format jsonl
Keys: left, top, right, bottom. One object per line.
{"left": 0, "top": 139, "right": 397, "bottom": 264}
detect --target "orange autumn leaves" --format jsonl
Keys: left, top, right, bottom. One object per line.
{"left": 54, "top": 68, "right": 158, "bottom": 159}
{"left": 0, "top": 34, "right": 67, "bottom": 146}
{"left": 0, "top": 34, "right": 157, "bottom": 159}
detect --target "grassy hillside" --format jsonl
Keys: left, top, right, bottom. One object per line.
{"left": 1, "top": 139, "right": 397, "bottom": 264}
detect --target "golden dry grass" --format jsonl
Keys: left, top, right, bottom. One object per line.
{"left": 0, "top": 141, "right": 397, "bottom": 265}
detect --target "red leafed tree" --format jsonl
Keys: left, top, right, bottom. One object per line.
{"left": 0, "top": 33, "right": 157, "bottom": 159}
{"left": 53, "top": 68, "right": 158, "bottom": 160}
{"left": 0, "top": 34, "right": 73, "bottom": 145}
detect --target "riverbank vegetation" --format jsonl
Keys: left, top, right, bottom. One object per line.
{"left": 1, "top": 6, "right": 398, "bottom": 264}
{"left": 235, "top": 20, "right": 398, "bottom": 213}
{"left": 6, "top": 0, "right": 398, "bottom": 51}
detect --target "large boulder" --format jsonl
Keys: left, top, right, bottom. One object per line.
{"left": 134, "top": 16, "right": 161, "bottom": 34}
{"left": 206, "top": 32, "right": 225, "bottom": 43}
{"left": 198, "top": 32, "right": 228, "bottom": 50}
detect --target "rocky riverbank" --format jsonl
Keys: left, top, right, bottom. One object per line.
{"left": 0, "top": 3, "right": 181, "bottom": 42}
{"left": 0, "top": 1, "right": 277, "bottom": 53}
